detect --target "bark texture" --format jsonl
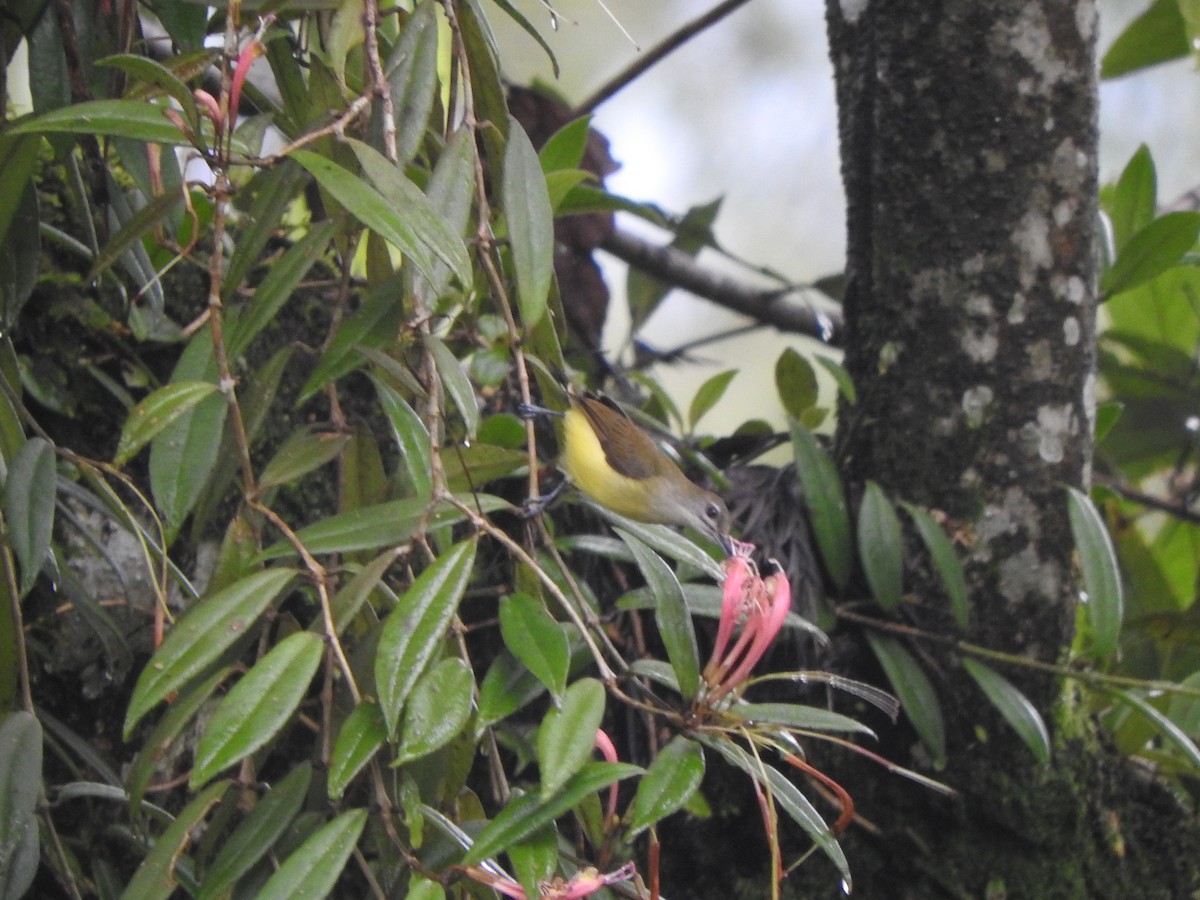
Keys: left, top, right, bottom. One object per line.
{"left": 794, "top": 1, "right": 1200, "bottom": 896}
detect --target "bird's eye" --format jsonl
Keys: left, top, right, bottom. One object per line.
{"left": 705, "top": 502, "right": 720, "bottom": 520}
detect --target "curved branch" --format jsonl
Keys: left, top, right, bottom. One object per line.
{"left": 601, "top": 228, "right": 845, "bottom": 346}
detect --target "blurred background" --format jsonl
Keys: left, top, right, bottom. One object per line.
{"left": 490, "top": 0, "right": 1200, "bottom": 432}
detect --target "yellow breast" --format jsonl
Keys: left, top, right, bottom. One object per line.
{"left": 562, "top": 404, "right": 671, "bottom": 523}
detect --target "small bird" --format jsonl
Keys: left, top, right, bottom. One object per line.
{"left": 525, "top": 391, "right": 733, "bottom": 554}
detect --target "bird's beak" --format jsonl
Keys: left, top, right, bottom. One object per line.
{"left": 716, "top": 531, "right": 734, "bottom": 557}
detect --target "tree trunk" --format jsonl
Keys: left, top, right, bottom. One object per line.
{"left": 807, "top": 1, "right": 1200, "bottom": 896}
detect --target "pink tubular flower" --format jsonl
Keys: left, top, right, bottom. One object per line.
{"left": 703, "top": 547, "right": 792, "bottom": 705}
{"left": 593, "top": 728, "right": 620, "bottom": 821}
{"left": 460, "top": 862, "right": 637, "bottom": 899}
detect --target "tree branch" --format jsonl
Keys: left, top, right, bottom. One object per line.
{"left": 601, "top": 228, "right": 845, "bottom": 346}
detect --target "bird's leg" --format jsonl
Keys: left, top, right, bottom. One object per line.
{"left": 516, "top": 402, "right": 563, "bottom": 420}
{"left": 521, "top": 474, "right": 568, "bottom": 518}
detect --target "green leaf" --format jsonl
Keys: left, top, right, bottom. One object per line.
{"left": 858, "top": 481, "right": 904, "bottom": 610}
{"left": 298, "top": 272, "right": 406, "bottom": 403}
{"left": 538, "top": 116, "right": 592, "bottom": 173}
{"left": 0, "top": 711, "right": 41, "bottom": 900}
{"left": 1108, "top": 145, "right": 1156, "bottom": 253}
{"left": 901, "top": 503, "right": 969, "bottom": 628}
{"left": 3, "top": 438, "right": 56, "bottom": 596}
{"left": 376, "top": 539, "right": 477, "bottom": 736}
{"left": 124, "top": 568, "right": 297, "bottom": 736}
{"left": 258, "top": 494, "right": 507, "bottom": 560}
{"left": 114, "top": 381, "right": 220, "bottom": 465}
{"left": 382, "top": 0, "right": 440, "bottom": 165}
{"left": 590, "top": 504, "right": 724, "bottom": 581}
{"left": 127, "top": 667, "right": 236, "bottom": 812}
{"left": 254, "top": 808, "right": 368, "bottom": 900}
{"left": 790, "top": 423, "right": 851, "bottom": 591}
{"left": 1101, "top": 211, "right": 1200, "bottom": 298}
{"left": 7, "top": 100, "right": 193, "bottom": 144}
{"left": 371, "top": 376, "right": 432, "bottom": 499}
{"left": 347, "top": 138, "right": 473, "bottom": 289}
{"left": 291, "top": 148, "right": 471, "bottom": 290}
{"left": 395, "top": 658, "right": 475, "bottom": 764}
{"left": 259, "top": 428, "right": 350, "bottom": 490}
{"left": 330, "top": 550, "right": 401, "bottom": 635}
{"left": 150, "top": 385, "right": 227, "bottom": 542}
{"left": 119, "top": 781, "right": 232, "bottom": 900}
{"left": 1066, "top": 486, "right": 1124, "bottom": 658}
{"left": 537, "top": 678, "right": 606, "bottom": 800}
{"left": 688, "top": 369, "right": 737, "bottom": 430}
{"left": 1108, "top": 688, "right": 1200, "bottom": 771}
{"left": 734, "top": 702, "right": 876, "bottom": 737}
{"left": 425, "top": 334, "right": 480, "bottom": 439}
{"left": 86, "top": 190, "right": 184, "bottom": 283}
{"left": 502, "top": 115, "right": 555, "bottom": 329}
{"left": 478, "top": 649, "right": 548, "bottom": 726}
{"left": 499, "top": 594, "right": 569, "bottom": 701}
{"left": 628, "top": 736, "right": 704, "bottom": 835}
{"left": 191, "top": 632, "right": 325, "bottom": 787}
{"left": 223, "top": 162, "right": 310, "bottom": 301}
{"left": 776, "top": 348, "right": 820, "bottom": 421}
{"left": 1101, "top": 0, "right": 1189, "bottom": 79}
{"left": 198, "top": 763, "right": 313, "bottom": 900}
{"left": 461, "top": 762, "right": 642, "bottom": 865}
{"left": 865, "top": 632, "right": 946, "bottom": 765}
{"left": 226, "top": 219, "right": 338, "bottom": 360}
{"left": 328, "top": 703, "right": 386, "bottom": 799}
{"left": 618, "top": 530, "right": 700, "bottom": 701}
{"left": 961, "top": 658, "right": 1051, "bottom": 765}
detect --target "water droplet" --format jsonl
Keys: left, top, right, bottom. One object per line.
{"left": 1186, "top": 415, "right": 1199, "bottom": 433}
{"left": 841, "top": 876, "right": 853, "bottom": 894}
{"left": 817, "top": 313, "right": 834, "bottom": 342}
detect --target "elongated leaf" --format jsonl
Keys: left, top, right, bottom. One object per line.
{"left": 502, "top": 114, "right": 554, "bottom": 329}
{"left": 150, "top": 387, "right": 226, "bottom": 541}
{"left": 901, "top": 503, "right": 969, "bottom": 628}
{"left": 1109, "top": 688, "right": 1200, "bottom": 770}
{"left": 538, "top": 116, "right": 592, "bottom": 173}
{"left": 255, "top": 808, "right": 367, "bottom": 900}
{"left": 97, "top": 54, "right": 201, "bottom": 132}
{"left": 395, "top": 658, "right": 475, "bottom": 764}
{"left": 383, "top": 0, "right": 440, "bottom": 164}
{"left": 199, "top": 763, "right": 313, "bottom": 900}
{"left": 4, "top": 438, "right": 56, "bottom": 596}
{"left": 347, "top": 141, "right": 473, "bottom": 287}
{"left": 1066, "top": 486, "right": 1124, "bottom": 658}
{"left": 734, "top": 702, "right": 875, "bottom": 737}
{"left": 226, "top": 218, "right": 338, "bottom": 360}
{"left": 592, "top": 505, "right": 723, "bottom": 580}
{"left": 259, "top": 428, "right": 350, "bottom": 490}
{"left": 224, "top": 162, "right": 310, "bottom": 300}
{"left": 87, "top": 190, "right": 184, "bottom": 283}
{"left": 776, "top": 348, "right": 819, "bottom": 421}
{"left": 460, "top": 762, "right": 642, "bottom": 865}
{"left": 499, "top": 594, "right": 569, "bottom": 701}
{"left": 425, "top": 334, "right": 479, "bottom": 439}
{"left": 1101, "top": 0, "right": 1188, "bottom": 79}
{"left": 7, "top": 100, "right": 193, "bottom": 144}
{"left": 376, "top": 540, "right": 477, "bottom": 736}
{"left": 628, "top": 736, "right": 704, "bottom": 835}
{"left": 478, "top": 649, "right": 548, "bottom": 726}
{"left": 330, "top": 550, "right": 401, "bottom": 634}
{"left": 191, "top": 632, "right": 325, "bottom": 787}
{"left": 0, "top": 711, "right": 41, "bottom": 899}
{"left": 328, "top": 703, "right": 387, "bottom": 799}
{"left": 858, "top": 481, "right": 903, "bottom": 610}
{"left": 790, "top": 423, "right": 851, "bottom": 590}
{"left": 292, "top": 149, "right": 471, "bottom": 290}
{"left": 618, "top": 530, "right": 700, "bottom": 701}
{"left": 961, "top": 658, "right": 1050, "bottom": 765}
{"left": 127, "top": 667, "right": 235, "bottom": 812}
{"left": 537, "top": 678, "right": 606, "bottom": 800}
{"left": 865, "top": 632, "right": 945, "bottom": 764}
{"left": 119, "top": 781, "right": 231, "bottom": 900}
{"left": 1101, "top": 211, "right": 1200, "bottom": 298}
{"left": 688, "top": 369, "right": 737, "bottom": 430}
{"left": 1108, "top": 145, "right": 1156, "bottom": 253}
{"left": 372, "top": 376, "right": 432, "bottom": 499}
{"left": 258, "top": 494, "right": 507, "bottom": 560}
{"left": 115, "top": 381, "right": 219, "bottom": 465}
{"left": 124, "top": 568, "right": 297, "bottom": 736}
{"left": 298, "top": 272, "right": 406, "bottom": 402}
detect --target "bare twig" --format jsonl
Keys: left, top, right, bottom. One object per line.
{"left": 602, "top": 228, "right": 844, "bottom": 345}
{"left": 574, "top": 0, "right": 756, "bottom": 116}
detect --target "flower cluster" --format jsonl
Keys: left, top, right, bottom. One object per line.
{"left": 702, "top": 540, "right": 792, "bottom": 705}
